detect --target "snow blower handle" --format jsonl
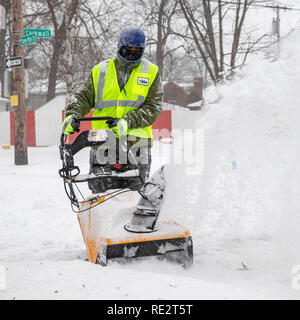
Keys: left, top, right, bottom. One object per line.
{"left": 75, "top": 116, "right": 118, "bottom": 123}
{"left": 73, "top": 117, "right": 120, "bottom": 136}
{"left": 60, "top": 117, "right": 119, "bottom": 145}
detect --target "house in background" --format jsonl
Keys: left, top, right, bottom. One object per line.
{"left": 186, "top": 100, "right": 203, "bottom": 111}
{"left": 163, "top": 76, "right": 204, "bottom": 108}
{"left": 0, "top": 95, "right": 187, "bottom": 146}
{"left": 10, "top": 76, "right": 205, "bottom": 111}
{"left": 0, "top": 97, "right": 9, "bottom": 112}
{"left": 0, "top": 76, "right": 205, "bottom": 146}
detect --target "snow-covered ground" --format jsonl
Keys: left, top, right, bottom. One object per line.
{"left": 1, "top": 144, "right": 295, "bottom": 300}
{"left": 2, "top": 27, "right": 300, "bottom": 300}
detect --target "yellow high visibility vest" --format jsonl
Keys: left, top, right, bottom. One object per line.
{"left": 91, "top": 58, "right": 158, "bottom": 138}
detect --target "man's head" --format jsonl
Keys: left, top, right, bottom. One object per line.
{"left": 117, "top": 26, "right": 146, "bottom": 64}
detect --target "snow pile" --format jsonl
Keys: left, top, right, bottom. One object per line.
{"left": 165, "top": 30, "right": 300, "bottom": 272}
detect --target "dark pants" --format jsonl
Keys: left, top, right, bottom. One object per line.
{"left": 88, "top": 144, "right": 151, "bottom": 193}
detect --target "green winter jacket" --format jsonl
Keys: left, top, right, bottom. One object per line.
{"left": 65, "top": 56, "right": 163, "bottom": 148}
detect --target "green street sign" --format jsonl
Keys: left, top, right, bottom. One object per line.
{"left": 20, "top": 34, "right": 36, "bottom": 46}
{"left": 24, "top": 28, "right": 51, "bottom": 38}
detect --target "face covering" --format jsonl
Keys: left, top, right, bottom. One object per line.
{"left": 120, "top": 47, "right": 142, "bottom": 62}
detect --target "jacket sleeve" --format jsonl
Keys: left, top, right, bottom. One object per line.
{"left": 65, "top": 72, "right": 95, "bottom": 118}
{"left": 123, "top": 71, "right": 163, "bottom": 128}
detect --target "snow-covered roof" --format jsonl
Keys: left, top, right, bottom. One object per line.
{"left": 162, "top": 102, "right": 184, "bottom": 111}
{"left": 187, "top": 99, "right": 204, "bottom": 108}
{"left": 38, "top": 95, "right": 66, "bottom": 111}
{"left": 0, "top": 97, "right": 9, "bottom": 103}
{"left": 0, "top": 97, "right": 9, "bottom": 112}
{"left": 176, "top": 82, "right": 193, "bottom": 88}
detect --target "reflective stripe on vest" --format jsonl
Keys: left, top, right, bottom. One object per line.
{"left": 92, "top": 58, "right": 158, "bottom": 139}
{"left": 95, "top": 59, "right": 149, "bottom": 110}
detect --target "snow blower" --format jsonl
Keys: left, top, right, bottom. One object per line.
{"left": 59, "top": 117, "right": 193, "bottom": 267}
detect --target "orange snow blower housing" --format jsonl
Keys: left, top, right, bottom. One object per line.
{"left": 59, "top": 117, "right": 193, "bottom": 267}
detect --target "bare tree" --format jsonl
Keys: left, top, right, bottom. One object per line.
{"left": 230, "top": 0, "right": 251, "bottom": 69}
{"left": 46, "top": 0, "right": 81, "bottom": 102}
{"left": 178, "top": 0, "right": 269, "bottom": 83}
{"left": 134, "top": 0, "right": 184, "bottom": 80}
{"left": 0, "top": 0, "right": 10, "bottom": 97}
{"left": 22, "top": 0, "right": 122, "bottom": 102}
{"left": 64, "top": 0, "right": 81, "bottom": 106}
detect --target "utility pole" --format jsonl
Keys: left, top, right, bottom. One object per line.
{"left": 12, "top": 0, "right": 27, "bottom": 165}
{"left": 276, "top": 5, "right": 280, "bottom": 41}
{"left": 0, "top": 3, "right": 6, "bottom": 98}
{"left": 276, "top": 5, "right": 280, "bottom": 59}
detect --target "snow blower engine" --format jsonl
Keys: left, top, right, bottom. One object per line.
{"left": 59, "top": 117, "right": 193, "bottom": 267}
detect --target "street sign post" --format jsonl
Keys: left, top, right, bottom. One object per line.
{"left": 24, "top": 28, "right": 51, "bottom": 38}
{"left": 5, "top": 56, "right": 22, "bottom": 69}
{"left": 12, "top": 0, "right": 28, "bottom": 165}
{"left": 20, "top": 34, "right": 36, "bottom": 46}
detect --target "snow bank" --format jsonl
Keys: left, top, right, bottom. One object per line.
{"left": 164, "top": 29, "right": 300, "bottom": 276}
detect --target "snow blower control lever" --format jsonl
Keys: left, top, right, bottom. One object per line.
{"left": 59, "top": 117, "right": 117, "bottom": 178}
{"left": 59, "top": 116, "right": 126, "bottom": 210}
{"left": 60, "top": 116, "right": 118, "bottom": 145}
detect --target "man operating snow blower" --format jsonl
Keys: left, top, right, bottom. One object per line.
{"left": 62, "top": 26, "right": 163, "bottom": 193}
{"left": 59, "top": 26, "right": 193, "bottom": 267}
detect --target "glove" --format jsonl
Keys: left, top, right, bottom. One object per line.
{"left": 62, "top": 114, "right": 79, "bottom": 135}
{"left": 106, "top": 118, "right": 128, "bottom": 137}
